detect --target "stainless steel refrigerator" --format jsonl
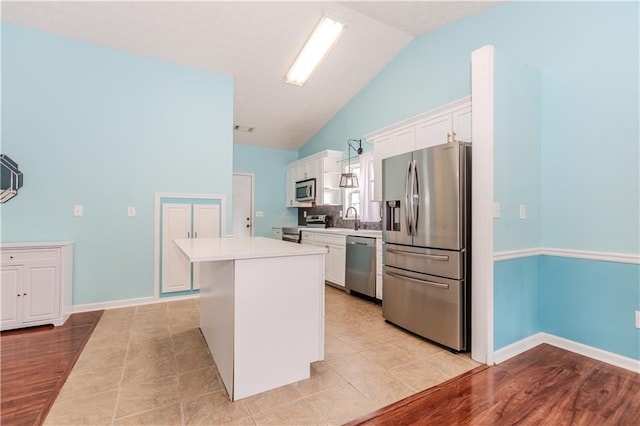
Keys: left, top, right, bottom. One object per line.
{"left": 382, "top": 141, "right": 471, "bottom": 351}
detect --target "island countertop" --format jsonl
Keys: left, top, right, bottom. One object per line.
{"left": 173, "top": 236, "right": 327, "bottom": 262}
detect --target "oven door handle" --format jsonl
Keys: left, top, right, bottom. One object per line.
{"left": 385, "top": 271, "right": 449, "bottom": 289}
{"left": 386, "top": 247, "right": 449, "bottom": 261}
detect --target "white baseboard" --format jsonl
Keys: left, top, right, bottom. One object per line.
{"left": 493, "top": 333, "right": 546, "bottom": 364}
{"left": 542, "top": 333, "right": 640, "bottom": 373}
{"left": 493, "top": 332, "right": 640, "bottom": 373}
{"left": 73, "top": 294, "right": 199, "bottom": 313}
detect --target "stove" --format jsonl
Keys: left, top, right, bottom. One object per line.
{"left": 305, "top": 214, "right": 329, "bottom": 228}
{"left": 282, "top": 227, "right": 301, "bottom": 243}
{"left": 281, "top": 215, "right": 330, "bottom": 243}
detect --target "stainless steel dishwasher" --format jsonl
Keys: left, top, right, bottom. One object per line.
{"left": 345, "top": 235, "right": 376, "bottom": 298}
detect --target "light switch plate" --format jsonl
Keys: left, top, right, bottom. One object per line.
{"left": 492, "top": 202, "right": 500, "bottom": 218}
{"left": 255, "top": 211, "right": 264, "bottom": 217}
{"left": 635, "top": 311, "right": 640, "bottom": 329}
{"left": 73, "top": 205, "right": 83, "bottom": 217}
{"left": 127, "top": 207, "right": 136, "bottom": 217}
{"left": 519, "top": 204, "right": 526, "bottom": 219}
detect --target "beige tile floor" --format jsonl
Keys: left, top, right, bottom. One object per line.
{"left": 45, "top": 285, "right": 479, "bottom": 425}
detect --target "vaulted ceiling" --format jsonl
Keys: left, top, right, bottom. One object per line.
{"left": 2, "top": 1, "right": 501, "bottom": 150}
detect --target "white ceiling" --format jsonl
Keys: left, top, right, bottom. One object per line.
{"left": 1, "top": 1, "right": 501, "bottom": 151}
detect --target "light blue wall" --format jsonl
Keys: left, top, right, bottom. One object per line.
{"left": 1, "top": 23, "right": 234, "bottom": 305}
{"left": 302, "top": 2, "right": 639, "bottom": 255}
{"left": 233, "top": 144, "right": 299, "bottom": 236}
{"left": 540, "top": 256, "right": 640, "bottom": 360}
{"left": 493, "top": 49, "right": 542, "bottom": 252}
{"left": 300, "top": 2, "right": 639, "bottom": 359}
{"left": 494, "top": 257, "right": 541, "bottom": 349}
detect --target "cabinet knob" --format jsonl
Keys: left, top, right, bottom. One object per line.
{"left": 17, "top": 294, "right": 21, "bottom": 297}
{"left": 246, "top": 224, "right": 250, "bottom": 228}
{"left": 23, "top": 293, "right": 27, "bottom": 296}
{"left": 9, "top": 255, "right": 14, "bottom": 259}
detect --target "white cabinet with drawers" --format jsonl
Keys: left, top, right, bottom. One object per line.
{"left": 1, "top": 242, "right": 73, "bottom": 331}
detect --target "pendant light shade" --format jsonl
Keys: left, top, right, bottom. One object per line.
{"left": 339, "top": 139, "right": 363, "bottom": 188}
{"left": 339, "top": 172, "right": 359, "bottom": 188}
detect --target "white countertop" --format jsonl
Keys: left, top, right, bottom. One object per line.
{"left": 299, "top": 227, "right": 382, "bottom": 238}
{"left": 1, "top": 241, "right": 74, "bottom": 249}
{"left": 174, "top": 236, "right": 327, "bottom": 262}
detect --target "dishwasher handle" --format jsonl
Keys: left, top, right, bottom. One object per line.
{"left": 346, "top": 236, "right": 375, "bottom": 247}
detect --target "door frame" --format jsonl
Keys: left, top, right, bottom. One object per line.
{"left": 232, "top": 173, "right": 255, "bottom": 237}
{"left": 153, "top": 192, "right": 226, "bottom": 300}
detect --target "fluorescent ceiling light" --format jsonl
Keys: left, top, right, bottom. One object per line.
{"left": 286, "top": 16, "right": 347, "bottom": 86}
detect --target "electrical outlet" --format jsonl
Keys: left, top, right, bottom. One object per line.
{"left": 519, "top": 204, "right": 526, "bottom": 219}
{"left": 73, "top": 205, "right": 83, "bottom": 217}
{"left": 281, "top": 211, "right": 287, "bottom": 217}
{"left": 492, "top": 202, "right": 500, "bottom": 218}
{"left": 303, "top": 211, "right": 307, "bottom": 218}
{"left": 636, "top": 311, "right": 640, "bottom": 329}
{"left": 127, "top": 206, "right": 136, "bottom": 217}
{"left": 255, "top": 211, "right": 264, "bottom": 217}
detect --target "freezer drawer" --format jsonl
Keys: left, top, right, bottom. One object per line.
{"left": 385, "top": 243, "right": 464, "bottom": 280}
{"left": 382, "top": 265, "right": 466, "bottom": 351}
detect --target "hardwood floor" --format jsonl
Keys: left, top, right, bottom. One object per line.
{"left": 3, "top": 307, "right": 638, "bottom": 426}
{"left": 346, "top": 344, "right": 640, "bottom": 425}
{"left": 1, "top": 311, "right": 103, "bottom": 426}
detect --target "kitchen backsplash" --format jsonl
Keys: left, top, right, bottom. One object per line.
{"left": 298, "top": 205, "right": 382, "bottom": 230}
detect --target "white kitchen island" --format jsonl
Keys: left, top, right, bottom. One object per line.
{"left": 173, "top": 236, "right": 327, "bottom": 400}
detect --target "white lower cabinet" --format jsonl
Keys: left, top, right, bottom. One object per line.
{"left": 272, "top": 227, "right": 283, "bottom": 240}
{"left": 161, "top": 201, "right": 221, "bottom": 294}
{"left": 301, "top": 231, "right": 346, "bottom": 287}
{"left": 316, "top": 233, "right": 346, "bottom": 287}
{"left": 0, "top": 242, "right": 73, "bottom": 331}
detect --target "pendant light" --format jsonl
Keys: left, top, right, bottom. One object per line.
{"left": 339, "top": 139, "right": 363, "bottom": 188}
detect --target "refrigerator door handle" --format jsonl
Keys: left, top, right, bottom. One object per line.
{"left": 404, "top": 160, "right": 413, "bottom": 235}
{"left": 411, "top": 159, "right": 419, "bottom": 236}
{"left": 386, "top": 271, "right": 450, "bottom": 289}
{"left": 386, "top": 248, "right": 450, "bottom": 261}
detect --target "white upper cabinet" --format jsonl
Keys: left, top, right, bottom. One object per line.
{"left": 366, "top": 97, "right": 471, "bottom": 200}
{"left": 415, "top": 113, "right": 453, "bottom": 150}
{"left": 286, "top": 150, "right": 342, "bottom": 207}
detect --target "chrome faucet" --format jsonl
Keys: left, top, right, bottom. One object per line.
{"left": 345, "top": 206, "right": 360, "bottom": 231}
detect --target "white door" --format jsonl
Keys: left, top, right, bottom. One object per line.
{"left": 1, "top": 266, "right": 23, "bottom": 329}
{"left": 162, "top": 203, "right": 192, "bottom": 293}
{"left": 192, "top": 204, "right": 221, "bottom": 290}
{"left": 452, "top": 106, "right": 472, "bottom": 142}
{"left": 233, "top": 174, "right": 253, "bottom": 237}
{"left": 415, "top": 114, "right": 453, "bottom": 150}
{"left": 22, "top": 263, "right": 59, "bottom": 323}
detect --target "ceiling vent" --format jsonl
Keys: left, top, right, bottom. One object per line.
{"left": 234, "top": 124, "right": 255, "bottom": 133}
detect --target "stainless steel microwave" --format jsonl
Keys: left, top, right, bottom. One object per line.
{"left": 295, "top": 178, "right": 316, "bottom": 202}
